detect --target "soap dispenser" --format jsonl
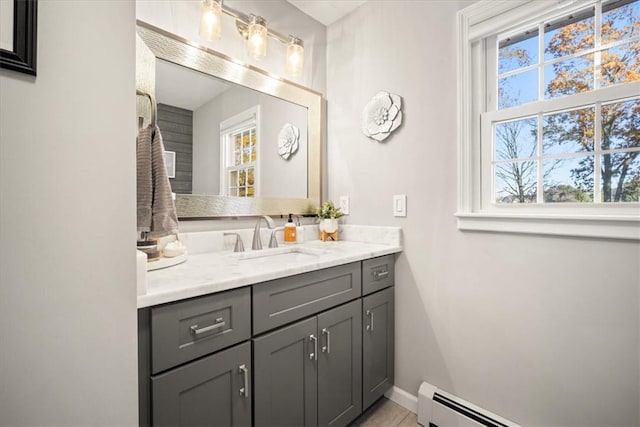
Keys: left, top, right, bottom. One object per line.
{"left": 296, "top": 215, "right": 304, "bottom": 244}
{"left": 284, "top": 213, "right": 296, "bottom": 243}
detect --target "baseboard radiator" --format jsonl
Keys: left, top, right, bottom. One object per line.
{"left": 417, "top": 382, "right": 522, "bottom": 427}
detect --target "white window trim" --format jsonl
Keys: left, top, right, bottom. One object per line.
{"left": 456, "top": 0, "right": 640, "bottom": 240}
{"left": 220, "top": 105, "right": 261, "bottom": 197}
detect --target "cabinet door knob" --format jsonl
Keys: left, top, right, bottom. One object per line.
{"left": 366, "top": 310, "right": 374, "bottom": 331}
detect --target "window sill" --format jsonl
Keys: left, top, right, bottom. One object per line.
{"left": 455, "top": 212, "right": 640, "bottom": 240}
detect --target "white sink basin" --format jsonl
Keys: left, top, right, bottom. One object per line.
{"left": 232, "top": 246, "right": 326, "bottom": 261}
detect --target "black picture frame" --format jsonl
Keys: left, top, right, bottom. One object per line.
{"left": 0, "top": 0, "right": 37, "bottom": 76}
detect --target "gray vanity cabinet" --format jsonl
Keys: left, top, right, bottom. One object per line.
{"left": 140, "top": 254, "right": 396, "bottom": 426}
{"left": 362, "top": 286, "right": 395, "bottom": 409}
{"left": 254, "top": 299, "right": 362, "bottom": 427}
{"left": 152, "top": 341, "right": 252, "bottom": 427}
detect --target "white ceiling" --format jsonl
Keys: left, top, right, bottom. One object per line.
{"left": 155, "top": 59, "right": 231, "bottom": 111}
{"left": 286, "top": 0, "right": 367, "bottom": 26}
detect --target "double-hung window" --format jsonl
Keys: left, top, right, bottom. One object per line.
{"left": 457, "top": 0, "right": 639, "bottom": 239}
{"left": 220, "top": 106, "right": 260, "bottom": 197}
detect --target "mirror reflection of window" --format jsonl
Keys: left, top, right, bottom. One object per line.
{"left": 220, "top": 106, "right": 260, "bottom": 197}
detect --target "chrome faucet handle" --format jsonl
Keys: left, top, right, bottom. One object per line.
{"left": 224, "top": 232, "right": 245, "bottom": 252}
{"left": 268, "top": 229, "right": 280, "bottom": 248}
{"left": 252, "top": 215, "right": 275, "bottom": 250}
{"left": 251, "top": 232, "right": 262, "bottom": 251}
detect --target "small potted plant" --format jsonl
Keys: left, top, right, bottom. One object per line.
{"left": 316, "top": 201, "right": 343, "bottom": 234}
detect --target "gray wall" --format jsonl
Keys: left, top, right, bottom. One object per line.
{"left": 192, "top": 92, "right": 225, "bottom": 195}
{"left": 193, "top": 85, "right": 308, "bottom": 198}
{"left": 158, "top": 103, "right": 193, "bottom": 194}
{"left": 0, "top": 1, "right": 138, "bottom": 425}
{"left": 326, "top": 2, "right": 640, "bottom": 426}
{"left": 260, "top": 93, "right": 308, "bottom": 198}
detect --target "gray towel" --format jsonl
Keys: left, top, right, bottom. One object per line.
{"left": 137, "top": 124, "right": 179, "bottom": 238}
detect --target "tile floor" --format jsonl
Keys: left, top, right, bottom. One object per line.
{"left": 350, "top": 398, "right": 418, "bottom": 427}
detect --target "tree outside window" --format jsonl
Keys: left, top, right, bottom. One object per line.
{"left": 494, "top": 0, "right": 639, "bottom": 204}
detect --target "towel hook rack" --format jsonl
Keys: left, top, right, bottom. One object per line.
{"left": 136, "top": 89, "right": 156, "bottom": 126}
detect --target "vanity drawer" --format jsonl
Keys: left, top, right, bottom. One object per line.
{"left": 362, "top": 254, "right": 395, "bottom": 295}
{"left": 151, "top": 287, "right": 250, "bottom": 374}
{"left": 253, "top": 262, "right": 361, "bottom": 334}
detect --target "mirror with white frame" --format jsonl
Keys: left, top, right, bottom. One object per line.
{"left": 136, "top": 21, "right": 322, "bottom": 219}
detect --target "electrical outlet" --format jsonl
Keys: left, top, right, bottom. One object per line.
{"left": 339, "top": 196, "right": 350, "bottom": 215}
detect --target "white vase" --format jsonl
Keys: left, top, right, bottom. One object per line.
{"left": 319, "top": 218, "right": 338, "bottom": 233}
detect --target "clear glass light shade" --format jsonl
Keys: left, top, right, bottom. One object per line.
{"left": 286, "top": 37, "right": 304, "bottom": 76}
{"left": 199, "top": 0, "right": 222, "bottom": 41}
{"left": 247, "top": 15, "right": 267, "bottom": 59}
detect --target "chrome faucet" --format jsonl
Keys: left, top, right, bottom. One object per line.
{"left": 224, "top": 232, "right": 245, "bottom": 252}
{"left": 252, "top": 215, "right": 276, "bottom": 250}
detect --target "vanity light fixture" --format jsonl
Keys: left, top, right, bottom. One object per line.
{"left": 198, "top": 0, "right": 304, "bottom": 76}
{"left": 286, "top": 37, "right": 304, "bottom": 76}
{"left": 199, "top": 0, "right": 222, "bottom": 41}
{"left": 247, "top": 15, "right": 268, "bottom": 59}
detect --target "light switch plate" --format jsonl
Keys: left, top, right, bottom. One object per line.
{"left": 393, "top": 194, "right": 406, "bottom": 217}
{"left": 339, "top": 196, "right": 350, "bottom": 215}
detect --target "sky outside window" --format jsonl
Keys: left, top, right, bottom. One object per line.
{"left": 493, "top": 0, "right": 639, "bottom": 204}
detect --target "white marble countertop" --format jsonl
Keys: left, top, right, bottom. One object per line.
{"left": 138, "top": 231, "right": 401, "bottom": 308}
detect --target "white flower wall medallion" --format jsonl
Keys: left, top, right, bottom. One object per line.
{"left": 278, "top": 123, "right": 300, "bottom": 160}
{"left": 362, "top": 91, "right": 403, "bottom": 142}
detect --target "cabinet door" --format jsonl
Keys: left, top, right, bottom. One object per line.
{"left": 152, "top": 341, "right": 252, "bottom": 427}
{"left": 317, "top": 300, "right": 362, "bottom": 427}
{"left": 254, "top": 317, "right": 318, "bottom": 427}
{"left": 362, "top": 286, "right": 395, "bottom": 409}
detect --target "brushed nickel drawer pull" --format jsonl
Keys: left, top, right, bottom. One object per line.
{"left": 366, "top": 310, "right": 374, "bottom": 331}
{"left": 190, "top": 317, "right": 225, "bottom": 335}
{"left": 373, "top": 270, "right": 389, "bottom": 280}
{"left": 238, "top": 364, "right": 249, "bottom": 397}
{"left": 309, "top": 334, "right": 318, "bottom": 360}
{"left": 321, "top": 328, "right": 331, "bottom": 353}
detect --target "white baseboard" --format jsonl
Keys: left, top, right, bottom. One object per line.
{"left": 384, "top": 386, "right": 418, "bottom": 414}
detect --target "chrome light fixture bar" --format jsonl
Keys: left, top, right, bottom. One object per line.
{"left": 199, "top": 0, "right": 305, "bottom": 76}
